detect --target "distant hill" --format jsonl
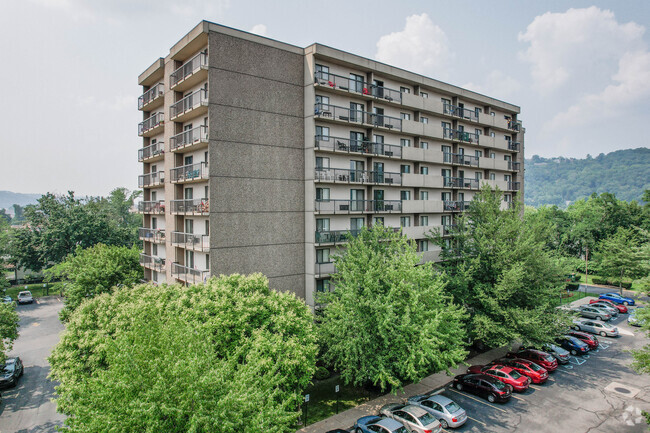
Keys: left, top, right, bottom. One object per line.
{"left": 524, "top": 148, "right": 650, "bottom": 207}
{"left": 0, "top": 191, "right": 41, "bottom": 211}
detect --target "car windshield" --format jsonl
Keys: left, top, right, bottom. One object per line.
{"left": 1, "top": 364, "right": 14, "bottom": 374}
{"left": 528, "top": 362, "right": 542, "bottom": 371}
{"left": 445, "top": 402, "right": 461, "bottom": 413}
{"left": 568, "top": 336, "right": 582, "bottom": 345}
{"left": 418, "top": 412, "right": 436, "bottom": 425}
{"left": 509, "top": 369, "right": 522, "bottom": 379}
{"left": 545, "top": 355, "right": 555, "bottom": 362}
{"left": 491, "top": 379, "right": 506, "bottom": 390}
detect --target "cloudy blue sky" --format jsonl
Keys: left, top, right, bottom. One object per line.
{"left": 1, "top": 0, "right": 648, "bottom": 196}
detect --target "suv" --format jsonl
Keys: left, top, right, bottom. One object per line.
{"left": 17, "top": 291, "right": 34, "bottom": 305}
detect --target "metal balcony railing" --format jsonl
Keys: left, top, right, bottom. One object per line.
{"left": 138, "top": 141, "right": 164, "bottom": 161}
{"left": 315, "top": 229, "right": 362, "bottom": 244}
{"left": 443, "top": 103, "right": 479, "bottom": 122}
{"left": 443, "top": 200, "right": 471, "bottom": 211}
{"left": 171, "top": 262, "right": 209, "bottom": 284}
{"left": 314, "top": 103, "right": 402, "bottom": 130}
{"left": 452, "top": 153, "right": 479, "bottom": 167}
{"left": 315, "top": 199, "right": 403, "bottom": 214}
{"left": 315, "top": 168, "right": 401, "bottom": 185}
{"left": 507, "top": 120, "right": 521, "bottom": 132}
{"left": 508, "top": 181, "right": 521, "bottom": 191}
{"left": 140, "top": 253, "right": 165, "bottom": 271}
{"left": 138, "top": 200, "right": 165, "bottom": 214}
{"left": 170, "top": 162, "right": 208, "bottom": 183}
{"left": 507, "top": 141, "right": 521, "bottom": 152}
{"left": 508, "top": 161, "right": 521, "bottom": 171}
{"left": 170, "top": 88, "right": 208, "bottom": 119}
{"left": 443, "top": 127, "right": 480, "bottom": 144}
{"left": 138, "top": 83, "right": 164, "bottom": 109}
{"left": 315, "top": 135, "right": 402, "bottom": 158}
{"left": 315, "top": 261, "right": 336, "bottom": 276}
{"left": 443, "top": 177, "right": 479, "bottom": 189}
{"left": 139, "top": 228, "right": 165, "bottom": 243}
{"left": 138, "top": 112, "right": 164, "bottom": 136}
{"left": 170, "top": 198, "right": 209, "bottom": 215}
{"left": 138, "top": 171, "right": 165, "bottom": 188}
{"left": 314, "top": 71, "right": 402, "bottom": 102}
{"left": 442, "top": 224, "right": 457, "bottom": 236}
{"left": 171, "top": 232, "right": 209, "bottom": 252}
{"left": 170, "top": 52, "right": 208, "bottom": 88}
{"left": 170, "top": 125, "right": 208, "bottom": 151}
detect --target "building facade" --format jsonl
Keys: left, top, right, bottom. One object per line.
{"left": 137, "top": 21, "right": 524, "bottom": 307}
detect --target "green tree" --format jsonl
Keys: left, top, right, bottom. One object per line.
{"left": 0, "top": 302, "right": 20, "bottom": 364}
{"left": 429, "top": 186, "right": 570, "bottom": 349}
{"left": 594, "top": 228, "right": 650, "bottom": 291}
{"left": 46, "top": 244, "right": 142, "bottom": 322}
{"left": 0, "top": 209, "right": 10, "bottom": 224}
{"left": 11, "top": 204, "right": 24, "bottom": 224}
{"left": 49, "top": 274, "right": 317, "bottom": 433}
{"left": 318, "top": 225, "right": 468, "bottom": 392}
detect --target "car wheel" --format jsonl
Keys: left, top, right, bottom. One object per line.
{"left": 440, "top": 419, "right": 449, "bottom": 429}
{"left": 573, "top": 325, "right": 580, "bottom": 330}
{"left": 596, "top": 316, "right": 602, "bottom": 321}
{"left": 623, "top": 301, "right": 629, "bottom": 306}
{"left": 571, "top": 349, "right": 577, "bottom": 356}
{"left": 456, "top": 383, "right": 463, "bottom": 391}
{"left": 600, "top": 331, "right": 606, "bottom": 337}
{"left": 487, "top": 394, "right": 496, "bottom": 403}
{"left": 356, "top": 428, "right": 363, "bottom": 433}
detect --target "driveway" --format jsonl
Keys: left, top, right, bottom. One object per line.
{"left": 0, "top": 297, "right": 66, "bottom": 433}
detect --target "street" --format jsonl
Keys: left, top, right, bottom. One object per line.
{"left": 0, "top": 297, "right": 65, "bottom": 433}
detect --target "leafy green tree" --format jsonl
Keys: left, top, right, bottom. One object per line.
{"left": 594, "top": 228, "right": 650, "bottom": 290}
{"left": 429, "top": 186, "right": 570, "bottom": 349}
{"left": 0, "top": 209, "right": 10, "bottom": 224}
{"left": 49, "top": 274, "right": 317, "bottom": 433}
{"left": 0, "top": 302, "right": 19, "bottom": 365}
{"left": 318, "top": 225, "right": 468, "bottom": 392}
{"left": 11, "top": 204, "right": 24, "bottom": 224}
{"left": 46, "top": 244, "right": 142, "bottom": 322}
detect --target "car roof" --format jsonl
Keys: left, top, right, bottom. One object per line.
{"left": 376, "top": 417, "right": 406, "bottom": 430}
{"left": 401, "top": 404, "right": 427, "bottom": 417}
{"left": 18, "top": 291, "right": 31, "bottom": 295}
{"left": 426, "top": 394, "right": 455, "bottom": 406}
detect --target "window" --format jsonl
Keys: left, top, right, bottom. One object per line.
{"left": 421, "top": 92, "right": 428, "bottom": 98}
{"left": 420, "top": 216, "right": 429, "bottom": 226}
{"left": 441, "top": 215, "right": 451, "bottom": 226}
{"left": 316, "top": 249, "right": 330, "bottom": 263}
{"left": 400, "top": 216, "right": 411, "bottom": 227}
{"left": 504, "top": 155, "right": 512, "bottom": 161}
{"left": 315, "top": 157, "right": 330, "bottom": 169}
{"left": 316, "top": 279, "right": 331, "bottom": 292}
{"left": 152, "top": 270, "right": 158, "bottom": 282}
{"left": 418, "top": 240, "right": 429, "bottom": 252}
{"left": 350, "top": 218, "right": 364, "bottom": 231}
{"left": 491, "top": 111, "right": 496, "bottom": 116}
{"left": 420, "top": 116, "right": 429, "bottom": 124}
{"left": 400, "top": 86, "right": 411, "bottom": 94}
{"left": 490, "top": 152, "right": 496, "bottom": 158}
{"left": 151, "top": 190, "right": 157, "bottom": 201}
{"left": 475, "top": 172, "right": 482, "bottom": 181}
{"left": 204, "top": 151, "right": 209, "bottom": 163}
{"left": 475, "top": 128, "right": 482, "bottom": 136}
{"left": 350, "top": 102, "right": 364, "bottom": 122}
{"left": 349, "top": 73, "right": 364, "bottom": 92}
{"left": 316, "top": 218, "right": 330, "bottom": 232}
{"left": 373, "top": 217, "right": 384, "bottom": 226}
{"left": 185, "top": 218, "right": 194, "bottom": 234}
{"left": 442, "top": 98, "right": 451, "bottom": 111}
{"left": 152, "top": 244, "right": 158, "bottom": 255}
{"left": 441, "top": 168, "right": 451, "bottom": 179}
{"left": 420, "top": 191, "right": 429, "bottom": 200}
{"left": 184, "top": 187, "right": 193, "bottom": 199}
{"left": 400, "top": 112, "right": 411, "bottom": 120}
{"left": 420, "top": 166, "right": 429, "bottom": 175}
{"left": 490, "top": 132, "right": 495, "bottom": 137}
{"left": 400, "top": 138, "right": 411, "bottom": 147}
{"left": 316, "top": 125, "right": 330, "bottom": 139}
{"left": 151, "top": 217, "right": 158, "bottom": 229}
{"left": 315, "top": 95, "right": 330, "bottom": 107}
{"left": 504, "top": 174, "right": 511, "bottom": 182}
{"left": 400, "top": 190, "right": 411, "bottom": 200}
{"left": 475, "top": 150, "right": 483, "bottom": 158}
{"left": 441, "top": 192, "right": 451, "bottom": 201}
{"left": 316, "top": 188, "right": 330, "bottom": 201}
{"left": 400, "top": 164, "right": 411, "bottom": 174}
{"left": 204, "top": 185, "right": 209, "bottom": 199}
{"left": 315, "top": 64, "right": 329, "bottom": 80}
{"left": 185, "top": 250, "right": 194, "bottom": 268}
{"left": 205, "top": 254, "right": 210, "bottom": 270}
{"left": 504, "top": 194, "right": 512, "bottom": 202}
{"left": 205, "top": 220, "right": 210, "bottom": 235}
{"left": 490, "top": 173, "right": 496, "bottom": 180}
{"left": 184, "top": 155, "right": 193, "bottom": 165}
{"left": 420, "top": 141, "right": 429, "bottom": 149}
{"left": 475, "top": 107, "right": 481, "bottom": 117}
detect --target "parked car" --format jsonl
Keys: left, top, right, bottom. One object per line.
{"left": 572, "top": 318, "right": 619, "bottom": 337}
{"left": 491, "top": 358, "right": 549, "bottom": 384}
{"left": 567, "top": 330, "right": 599, "bottom": 349}
{"left": 556, "top": 336, "right": 589, "bottom": 356}
{"left": 452, "top": 373, "right": 512, "bottom": 403}
{"left": 326, "top": 430, "right": 350, "bottom": 433}
{"left": 0, "top": 357, "right": 24, "bottom": 389}
{"left": 17, "top": 291, "right": 34, "bottom": 304}
{"left": 407, "top": 394, "right": 467, "bottom": 429}
{"left": 354, "top": 416, "right": 408, "bottom": 433}
{"left": 467, "top": 364, "right": 530, "bottom": 392}
{"left": 589, "top": 298, "right": 628, "bottom": 313}
{"left": 628, "top": 308, "right": 646, "bottom": 327}
{"left": 540, "top": 344, "right": 571, "bottom": 364}
{"left": 506, "top": 349, "right": 558, "bottom": 372}
{"left": 2, "top": 296, "right": 12, "bottom": 304}
{"left": 379, "top": 403, "right": 442, "bottom": 433}
{"left": 598, "top": 292, "right": 635, "bottom": 306}
{"left": 576, "top": 305, "right": 611, "bottom": 321}
{"left": 586, "top": 302, "right": 619, "bottom": 317}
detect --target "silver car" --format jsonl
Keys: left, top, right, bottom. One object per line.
{"left": 407, "top": 394, "right": 467, "bottom": 429}
{"left": 588, "top": 302, "right": 619, "bottom": 317}
{"left": 573, "top": 318, "right": 619, "bottom": 337}
{"left": 380, "top": 403, "right": 442, "bottom": 433}
{"left": 577, "top": 305, "right": 611, "bottom": 321}
{"left": 17, "top": 291, "right": 34, "bottom": 304}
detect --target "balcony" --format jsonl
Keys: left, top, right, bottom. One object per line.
{"left": 138, "top": 112, "right": 164, "bottom": 137}
{"left": 171, "top": 262, "right": 209, "bottom": 284}
{"left": 170, "top": 88, "right": 208, "bottom": 122}
{"left": 443, "top": 200, "right": 471, "bottom": 212}
{"left": 315, "top": 229, "right": 361, "bottom": 245}
{"left": 315, "top": 261, "right": 336, "bottom": 277}
{"left": 451, "top": 153, "right": 479, "bottom": 167}
{"left": 508, "top": 181, "right": 521, "bottom": 191}
{"left": 314, "top": 103, "right": 402, "bottom": 131}
{"left": 140, "top": 253, "right": 165, "bottom": 272}
{"left": 170, "top": 125, "right": 208, "bottom": 152}
{"left": 315, "top": 168, "right": 401, "bottom": 185}
{"left": 508, "top": 161, "right": 521, "bottom": 171}
{"left": 443, "top": 103, "right": 478, "bottom": 122}
{"left": 442, "top": 224, "right": 457, "bottom": 236}
{"left": 315, "top": 199, "right": 402, "bottom": 214}
{"left": 443, "top": 177, "right": 479, "bottom": 189}
{"left": 138, "top": 171, "right": 164, "bottom": 188}
{"left": 138, "top": 141, "right": 164, "bottom": 162}
{"left": 169, "top": 51, "right": 208, "bottom": 91}
{"left": 508, "top": 141, "right": 521, "bottom": 152}
{"left": 171, "top": 232, "right": 209, "bottom": 252}
{"left": 139, "top": 228, "right": 166, "bottom": 244}
{"left": 443, "top": 128, "right": 480, "bottom": 145}
{"left": 138, "top": 83, "right": 164, "bottom": 111}
{"left": 170, "top": 162, "right": 208, "bottom": 184}
{"left": 138, "top": 200, "right": 165, "bottom": 214}
{"left": 507, "top": 120, "right": 521, "bottom": 132}
{"left": 314, "top": 71, "right": 402, "bottom": 103}
{"left": 170, "top": 198, "right": 209, "bottom": 215}
{"left": 315, "top": 135, "right": 402, "bottom": 159}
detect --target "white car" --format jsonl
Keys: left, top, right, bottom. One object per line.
{"left": 572, "top": 318, "right": 619, "bottom": 337}
{"left": 379, "top": 403, "right": 442, "bottom": 433}
{"left": 407, "top": 394, "right": 467, "bottom": 429}
{"left": 588, "top": 302, "right": 619, "bottom": 317}
{"left": 17, "top": 291, "right": 34, "bottom": 304}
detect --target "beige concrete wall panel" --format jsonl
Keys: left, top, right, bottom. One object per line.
{"left": 211, "top": 177, "right": 304, "bottom": 213}
{"left": 210, "top": 141, "right": 304, "bottom": 180}
{"left": 211, "top": 211, "right": 305, "bottom": 247}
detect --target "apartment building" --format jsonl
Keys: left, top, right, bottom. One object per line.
{"left": 137, "top": 21, "right": 524, "bottom": 307}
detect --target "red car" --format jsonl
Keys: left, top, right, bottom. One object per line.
{"left": 467, "top": 364, "right": 530, "bottom": 392}
{"left": 491, "top": 358, "right": 549, "bottom": 384}
{"left": 506, "top": 349, "right": 558, "bottom": 372}
{"left": 589, "top": 298, "right": 628, "bottom": 314}
{"left": 567, "top": 331, "right": 599, "bottom": 349}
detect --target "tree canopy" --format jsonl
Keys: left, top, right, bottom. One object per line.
{"left": 0, "top": 302, "right": 19, "bottom": 365}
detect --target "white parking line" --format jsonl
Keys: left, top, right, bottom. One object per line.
{"left": 447, "top": 388, "right": 508, "bottom": 413}
{"left": 557, "top": 369, "right": 582, "bottom": 377}
{"left": 510, "top": 394, "right": 525, "bottom": 401}
{"left": 468, "top": 416, "right": 487, "bottom": 427}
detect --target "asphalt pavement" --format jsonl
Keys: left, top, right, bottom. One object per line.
{"left": 0, "top": 297, "right": 66, "bottom": 433}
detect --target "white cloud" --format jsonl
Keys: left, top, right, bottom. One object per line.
{"left": 250, "top": 24, "right": 268, "bottom": 37}
{"left": 375, "top": 13, "right": 451, "bottom": 79}
{"left": 463, "top": 70, "right": 521, "bottom": 101}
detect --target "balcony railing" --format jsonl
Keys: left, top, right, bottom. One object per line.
{"left": 170, "top": 162, "right": 208, "bottom": 183}
{"left": 138, "top": 171, "right": 165, "bottom": 188}
{"left": 507, "top": 120, "right": 521, "bottom": 132}
{"left": 451, "top": 153, "right": 479, "bottom": 167}
{"left": 315, "top": 168, "right": 401, "bottom": 185}
{"left": 170, "top": 52, "right": 208, "bottom": 88}
{"left": 315, "top": 135, "right": 402, "bottom": 158}
{"left": 443, "top": 177, "right": 479, "bottom": 189}
{"left": 138, "top": 112, "right": 164, "bottom": 136}
{"left": 139, "top": 228, "right": 166, "bottom": 243}
{"left": 314, "top": 70, "right": 402, "bottom": 102}
{"left": 170, "top": 198, "right": 209, "bottom": 215}
{"left": 171, "top": 262, "right": 209, "bottom": 284}
{"left": 314, "top": 103, "right": 402, "bottom": 130}
{"left": 507, "top": 141, "right": 521, "bottom": 152}
{"left": 315, "top": 229, "right": 362, "bottom": 244}
{"left": 443, "top": 200, "right": 471, "bottom": 211}
{"left": 443, "top": 128, "right": 480, "bottom": 144}
{"left": 315, "top": 199, "right": 403, "bottom": 214}
{"left": 170, "top": 125, "right": 208, "bottom": 151}
{"left": 508, "top": 161, "right": 521, "bottom": 171}
{"left": 315, "top": 261, "right": 336, "bottom": 277}
{"left": 442, "top": 224, "right": 457, "bottom": 236}
{"left": 138, "top": 200, "right": 165, "bottom": 214}
{"left": 138, "top": 83, "right": 164, "bottom": 109}
{"left": 140, "top": 253, "right": 165, "bottom": 271}
{"left": 170, "top": 88, "right": 208, "bottom": 119}
{"left": 508, "top": 181, "right": 521, "bottom": 191}
{"left": 138, "top": 141, "right": 164, "bottom": 162}
{"left": 171, "top": 232, "right": 209, "bottom": 252}
{"left": 443, "top": 103, "right": 479, "bottom": 122}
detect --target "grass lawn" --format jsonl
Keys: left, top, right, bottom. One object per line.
{"left": 555, "top": 290, "right": 590, "bottom": 306}
{"left": 4, "top": 282, "right": 63, "bottom": 299}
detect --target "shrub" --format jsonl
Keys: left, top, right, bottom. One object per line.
{"left": 314, "top": 366, "right": 331, "bottom": 380}
{"left": 566, "top": 283, "right": 580, "bottom": 291}
{"left": 591, "top": 277, "right": 608, "bottom": 285}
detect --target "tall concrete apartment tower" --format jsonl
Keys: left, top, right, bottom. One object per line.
{"left": 137, "top": 21, "right": 524, "bottom": 307}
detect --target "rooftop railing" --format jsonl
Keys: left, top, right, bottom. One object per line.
{"left": 170, "top": 198, "right": 209, "bottom": 215}
{"left": 315, "top": 168, "right": 401, "bottom": 185}
{"left": 138, "top": 141, "right": 164, "bottom": 162}
{"left": 140, "top": 253, "right": 165, "bottom": 271}
{"left": 314, "top": 71, "right": 402, "bottom": 102}
{"left": 171, "top": 262, "right": 209, "bottom": 284}
{"left": 138, "top": 83, "right": 164, "bottom": 109}
{"left": 138, "top": 171, "right": 165, "bottom": 188}
{"left": 170, "top": 232, "right": 209, "bottom": 252}
{"left": 170, "top": 88, "right": 208, "bottom": 119}
{"left": 170, "top": 162, "right": 208, "bottom": 183}
{"left": 314, "top": 103, "right": 402, "bottom": 130}
{"left": 138, "top": 112, "right": 164, "bottom": 136}
{"left": 315, "top": 199, "right": 403, "bottom": 214}
{"left": 138, "top": 200, "right": 165, "bottom": 214}
{"left": 315, "top": 135, "right": 402, "bottom": 158}
{"left": 139, "top": 228, "right": 165, "bottom": 243}
{"left": 170, "top": 125, "right": 208, "bottom": 151}
{"left": 170, "top": 52, "right": 208, "bottom": 88}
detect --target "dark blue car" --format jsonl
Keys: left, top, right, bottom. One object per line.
{"left": 556, "top": 336, "right": 589, "bottom": 356}
{"left": 599, "top": 292, "right": 635, "bottom": 306}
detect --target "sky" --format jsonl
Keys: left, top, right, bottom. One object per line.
{"left": 1, "top": 0, "right": 649, "bottom": 196}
